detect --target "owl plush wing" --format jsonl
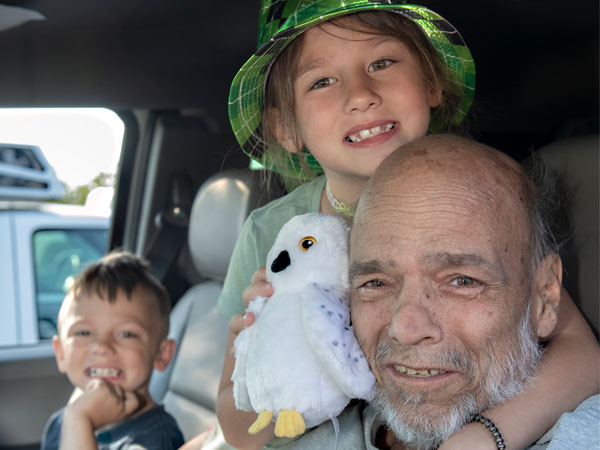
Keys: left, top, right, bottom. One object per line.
{"left": 232, "top": 295, "right": 268, "bottom": 411}
{"left": 301, "top": 283, "right": 376, "bottom": 401}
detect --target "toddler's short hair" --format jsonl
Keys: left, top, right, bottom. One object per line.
{"left": 69, "top": 251, "right": 171, "bottom": 338}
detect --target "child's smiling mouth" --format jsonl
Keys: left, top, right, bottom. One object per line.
{"left": 345, "top": 122, "right": 396, "bottom": 143}
{"left": 86, "top": 367, "right": 123, "bottom": 378}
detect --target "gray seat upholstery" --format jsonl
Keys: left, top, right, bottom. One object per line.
{"left": 536, "top": 134, "right": 599, "bottom": 337}
{"left": 149, "top": 169, "right": 271, "bottom": 441}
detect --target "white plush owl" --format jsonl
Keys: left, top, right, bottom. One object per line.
{"left": 232, "top": 213, "right": 375, "bottom": 438}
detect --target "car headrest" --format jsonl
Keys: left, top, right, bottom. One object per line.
{"left": 536, "top": 134, "right": 599, "bottom": 337}
{"left": 187, "top": 170, "right": 265, "bottom": 282}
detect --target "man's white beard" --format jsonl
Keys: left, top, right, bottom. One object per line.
{"left": 371, "top": 306, "right": 543, "bottom": 450}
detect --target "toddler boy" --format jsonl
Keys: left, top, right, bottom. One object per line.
{"left": 41, "top": 251, "right": 184, "bottom": 449}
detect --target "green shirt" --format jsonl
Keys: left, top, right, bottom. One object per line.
{"left": 217, "top": 176, "right": 326, "bottom": 319}
{"left": 265, "top": 401, "right": 378, "bottom": 450}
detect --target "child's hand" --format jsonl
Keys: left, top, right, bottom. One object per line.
{"left": 217, "top": 267, "right": 277, "bottom": 450}
{"left": 242, "top": 266, "right": 273, "bottom": 306}
{"left": 66, "top": 378, "right": 141, "bottom": 430}
{"left": 229, "top": 310, "right": 256, "bottom": 336}
{"left": 228, "top": 266, "right": 274, "bottom": 336}
{"left": 438, "top": 422, "right": 498, "bottom": 450}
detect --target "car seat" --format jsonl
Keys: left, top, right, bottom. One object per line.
{"left": 536, "top": 134, "right": 599, "bottom": 338}
{"left": 149, "top": 169, "right": 274, "bottom": 441}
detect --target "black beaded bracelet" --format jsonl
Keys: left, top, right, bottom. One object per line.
{"left": 469, "top": 413, "right": 506, "bottom": 449}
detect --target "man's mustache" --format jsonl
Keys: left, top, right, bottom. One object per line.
{"left": 375, "top": 339, "right": 476, "bottom": 376}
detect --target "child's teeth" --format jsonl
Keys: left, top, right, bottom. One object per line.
{"left": 90, "top": 367, "right": 121, "bottom": 377}
{"left": 359, "top": 129, "right": 371, "bottom": 139}
{"left": 348, "top": 122, "right": 395, "bottom": 143}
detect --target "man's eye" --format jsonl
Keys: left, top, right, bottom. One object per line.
{"left": 368, "top": 59, "right": 394, "bottom": 72}
{"left": 363, "top": 279, "right": 385, "bottom": 288}
{"left": 450, "top": 276, "right": 480, "bottom": 287}
{"left": 74, "top": 330, "right": 90, "bottom": 337}
{"left": 310, "top": 77, "right": 335, "bottom": 90}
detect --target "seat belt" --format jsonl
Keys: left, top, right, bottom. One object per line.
{"left": 145, "top": 174, "right": 193, "bottom": 281}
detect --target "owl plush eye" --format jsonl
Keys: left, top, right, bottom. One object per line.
{"left": 299, "top": 236, "right": 316, "bottom": 251}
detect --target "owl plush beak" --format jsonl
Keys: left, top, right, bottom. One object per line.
{"left": 271, "top": 250, "right": 291, "bottom": 273}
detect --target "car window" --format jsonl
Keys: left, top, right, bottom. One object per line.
{"left": 0, "top": 108, "right": 123, "bottom": 348}
{"left": 33, "top": 228, "right": 108, "bottom": 339}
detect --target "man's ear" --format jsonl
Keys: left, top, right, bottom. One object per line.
{"left": 532, "top": 253, "right": 562, "bottom": 340}
{"left": 52, "top": 335, "right": 67, "bottom": 374}
{"left": 153, "top": 338, "right": 176, "bottom": 372}
{"left": 263, "top": 107, "right": 303, "bottom": 154}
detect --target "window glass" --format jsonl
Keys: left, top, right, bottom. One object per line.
{"left": 33, "top": 228, "right": 108, "bottom": 339}
{"left": 0, "top": 108, "right": 123, "bottom": 344}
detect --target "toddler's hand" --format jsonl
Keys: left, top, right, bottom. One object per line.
{"left": 67, "top": 378, "right": 141, "bottom": 430}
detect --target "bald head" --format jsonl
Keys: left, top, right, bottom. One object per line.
{"left": 369, "top": 134, "right": 523, "bottom": 175}
{"left": 354, "top": 134, "right": 544, "bottom": 276}
{"left": 359, "top": 134, "right": 528, "bottom": 221}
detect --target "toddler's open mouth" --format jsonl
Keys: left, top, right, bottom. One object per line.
{"left": 86, "top": 367, "right": 123, "bottom": 378}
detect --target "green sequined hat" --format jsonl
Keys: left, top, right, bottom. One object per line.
{"left": 229, "top": 0, "right": 476, "bottom": 179}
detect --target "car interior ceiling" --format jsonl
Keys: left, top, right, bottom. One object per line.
{"left": 1, "top": 1, "right": 597, "bottom": 149}
{"left": 0, "top": 0, "right": 597, "bottom": 447}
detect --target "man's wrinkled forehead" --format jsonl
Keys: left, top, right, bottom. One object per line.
{"left": 351, "top": 135, "right": 530, "bottom": 254}
{"left": 359, "top": 136, "right": 525, "bottom": 209}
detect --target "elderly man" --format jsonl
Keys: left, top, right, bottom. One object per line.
{"left": 261, "top": 134, "right": 598, "bottom": 450}
{"left": 347, "top": 133, "right": 596, "bottom": 450}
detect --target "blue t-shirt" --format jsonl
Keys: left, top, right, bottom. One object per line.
{"left": 41, "top": 404, "right": 184, "bottom": 450}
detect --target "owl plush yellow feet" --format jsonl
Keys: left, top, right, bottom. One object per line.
{"left": 248, "top": 411, "right": 273, "bottom": 435}
{"left": 248, "top": 410, "right": 306, "bottom": 438}
{"left": 275, "top": 410, "right": 305, "bottom": 438}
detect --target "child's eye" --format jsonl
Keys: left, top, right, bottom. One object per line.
{"left": 120, "top": 331, "right": 138, "bottom": 338}
{"left": 310, "top": 77, "right": 335, "bottom": 90}
{"left": 368, "top": 59, "right": 394, "bottom": 72}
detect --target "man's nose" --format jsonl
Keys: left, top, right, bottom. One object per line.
{"left": 388, "top": 287, "right": 443, "bottom": 346}
{"left": 344, "top": 73, "right": 381, "bottom": 113}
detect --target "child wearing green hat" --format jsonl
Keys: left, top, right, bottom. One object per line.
{"left": 210, "top": 1, "right": 599, "bottom": 449}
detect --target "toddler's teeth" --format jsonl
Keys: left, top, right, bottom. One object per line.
{"left": 89, "top": 367, "right": 121, "bottom": 377}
